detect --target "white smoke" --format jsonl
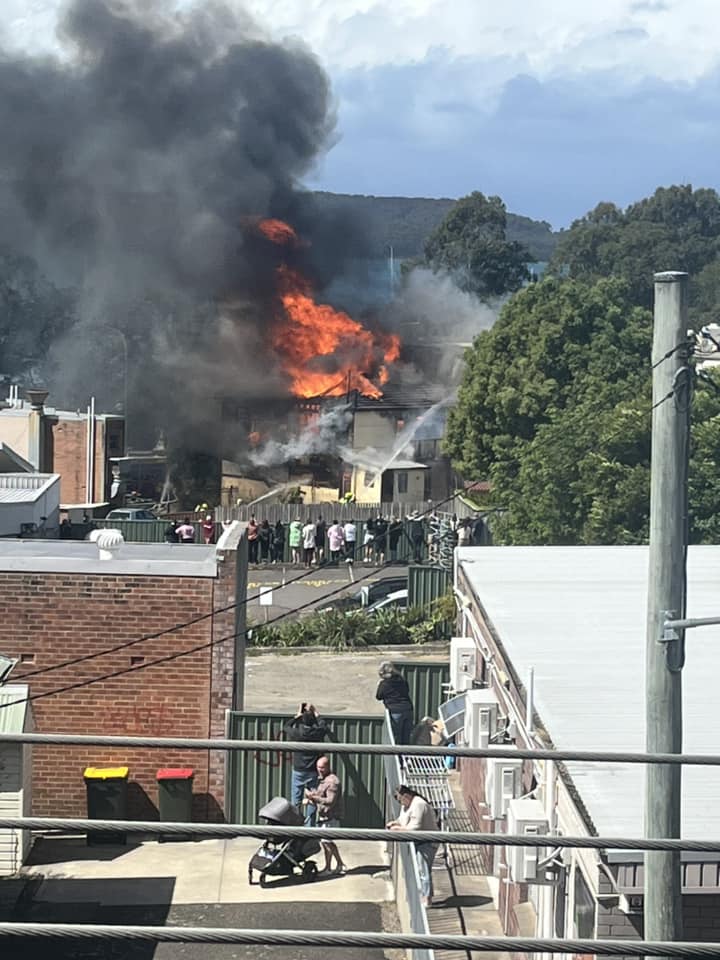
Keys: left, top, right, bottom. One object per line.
{"left": 248, "top": 404, "right": 352, "bottom": 467}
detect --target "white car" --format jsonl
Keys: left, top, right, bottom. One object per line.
{"left": 105, "top": 508, "right": 158, "bottom": 521}
{"left": 365, "top": 589, "right": 409, "bottom": 615}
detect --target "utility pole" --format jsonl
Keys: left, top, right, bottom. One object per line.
{"left": 645, "top": 271, "right": 690, "bottom": 957}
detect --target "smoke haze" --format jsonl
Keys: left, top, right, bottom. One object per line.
{"left": 0, "top": 0, "right": 357, "bottom": 446}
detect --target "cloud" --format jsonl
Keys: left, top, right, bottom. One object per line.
{"left": 309, "top": 53, "right": 720, "bottom": 227}
{"left": 6, "top": 1, "right": 720, "bottom": 228}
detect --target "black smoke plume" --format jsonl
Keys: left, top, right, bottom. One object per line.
{"left": 0, "top": 0, "right": 356, "bottom": 453}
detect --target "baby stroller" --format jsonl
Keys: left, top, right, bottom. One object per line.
{"left": 248, "top": 796, "right": 321, "bottom": 887}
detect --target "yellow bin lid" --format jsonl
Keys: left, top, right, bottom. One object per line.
{"left": 83, "top": 766, "right": 129, "bottom": 780}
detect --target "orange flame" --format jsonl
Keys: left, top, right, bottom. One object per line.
{"left": 258, "top": 218, "right": 298, "bottom": 245}
{"left": 258, "top": 218, "right": 400, "bottom": 399}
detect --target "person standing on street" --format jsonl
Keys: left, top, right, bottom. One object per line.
{"left": 408, "top": 513, "right": 425, "bottom": 563}
{"left": 305, "top": 756, "right": 347, "bottom": 875}
{"left": 247, "top": 516, "right": 259, "bottom": 563}
{"left": 388, "top": 518, "right": 403, "bottom": 562}
{"left": 327, "top": 519, "right": 345, "bottom": 563}
{"left": 283, "top": 704, "right": 330, "bottom": 825}
{"left": 289, "top": 517, "right": 302, "bottom": 564}
{"left": 272, "top": 520, "right": 286, "bottom": 563}
{"left": 388, "top": 785, "right": 439, "bottom": 907}
{"left": 343, "top": 518, "right": 356, "bottom": 561}
{"left": 201, "top": 514, "right": 214, "bottom": 545}
{"left": 258, "top": 518, "right": 272, "bottom": 562}
{"left": 315, "top": 516, "right": 327, "bottom": 563}
{"left": 302, "top": 518, "right": 317, "bottom": 566}
{"left": 175, "top": 517, "right": 195, "bottom": 544}
{"left": 375, "top": 661, "right": 414, "bottom": 744}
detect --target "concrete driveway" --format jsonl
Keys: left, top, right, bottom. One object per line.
{"left": 8, "top": 836, "right": 398, "bottom": 960}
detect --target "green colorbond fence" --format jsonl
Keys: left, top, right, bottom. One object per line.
{"left": 390, "top": 660, "right": 450, "bottom": 721}
{"left": 226, "top": 712, "right": 386, "bottom": 827}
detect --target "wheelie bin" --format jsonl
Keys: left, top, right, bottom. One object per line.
{"left": 157, "top": 768, "right": 194, "bottom": 841}
{"left": 84, "top": 766, "right": 129, "bottom": 845}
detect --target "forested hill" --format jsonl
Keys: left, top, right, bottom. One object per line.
{"left": 312, "top": 191, "right": 558, "bottom": 261}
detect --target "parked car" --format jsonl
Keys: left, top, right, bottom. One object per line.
{"left": 319, "top": 576, "right": 407, "bottom": 613}
{"left": 365, "top": 589, "right": 408, "bottom": 616}
{"left": 105, "top": 508, "right": 158, "bottom": 521}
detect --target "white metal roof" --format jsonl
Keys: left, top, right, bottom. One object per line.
{"left": 0, "top": 473, "right": 60, "bottom": 503}
{"left": 457, "top": 545, "right": 720, "bottom": 840}
{"left": 0, "top": 539, "right": 219, "bottom": 577}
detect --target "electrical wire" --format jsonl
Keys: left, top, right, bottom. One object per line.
{"left": 15, "top": 562, "right": 346, "bottom": 681}
{"left": 651, "top": 338, "right": 692, "bottom": 369}
{"left": 651, "top": 389, "right": 675, "bottom": 411}
{"left": 2, "top": 923, "right": 720, "bottom": 956}
{"left": 13, "top": 490, "right": 461, "bottom": 683}
{"left": 0, "top": 561, "right": 395, "bottom": 710}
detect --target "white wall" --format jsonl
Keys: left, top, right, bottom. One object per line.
{"left": 0, "top": 478, "right": 60, "bottom": 537}
{"left": 0, "top": 744, "right": 23, "bottom": 875}
{"left": 0, "top": 413, "right": 31, "bottom": 461}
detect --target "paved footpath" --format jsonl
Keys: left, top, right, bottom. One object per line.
{"left": 4, "top": 836, "right": 397, "bottom": 960}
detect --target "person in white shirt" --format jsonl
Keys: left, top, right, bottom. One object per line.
{"left": 342, "top": 520, "right": 357, "bottom": 561}
{"left": 387, "top": 785, "right": 439, "bottom": 906}
{"left": 302, "top": 521, "right": 317, "bottom": 567}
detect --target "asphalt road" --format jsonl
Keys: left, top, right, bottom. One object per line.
{"left": 4, "top": 901, "right": 390, "bottom": 960}
{"left": 246, "top": 564, "right": 408, "bottom": 621}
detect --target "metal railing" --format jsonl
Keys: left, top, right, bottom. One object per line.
{"left": 383, "top": 714, "right": 434, "bottom": 960}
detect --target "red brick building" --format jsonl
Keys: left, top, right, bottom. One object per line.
{"left": 0, "top": 524, "right": 247, "bottom": 820}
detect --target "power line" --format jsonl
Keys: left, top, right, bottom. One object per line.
{"left": 0, "top": 924, "right": 718, "bottom": 956}
{"left": 3, "top": 731, "right": 720, "bottom": 768}
{"left": 13, "top": 490, "right": 458, "bottom": 683}
{"left": 15, "top": 562, "right": 340, "bottom": 681}
{"left": 5, "top": 816, "right": 720, "bottom": 852}
{"left": 0, "top": 562, "right": 394, "bottom": 710}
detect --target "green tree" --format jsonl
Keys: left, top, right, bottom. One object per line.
{"left": 445, "top": 275, "right": 657, "bottom": 543}
{"left": 424, "top": 192, "right": 530, "bottom": 297}
{"left": 550, "top": 185, "right": 720, "bottom": 307}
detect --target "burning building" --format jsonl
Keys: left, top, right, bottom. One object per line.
{"left": 0, "top": 0, "right": 457, "bottom": 508}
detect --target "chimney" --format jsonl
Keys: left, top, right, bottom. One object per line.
{"left": 26, "top": 389, "right": 50, "bottom": 471}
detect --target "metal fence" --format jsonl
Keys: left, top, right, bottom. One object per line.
{"left": 392, "top": 661, "right": 450, "bottom": 721}
{"left": 383, "top": 714, "right": 434, "bottom": 960}
{"left": 213, "top": 498, "right": 479, "bottom": 523}
{"left": 225, "top": 712, "right": 386, "bottom": 827}
{"left": 408, "top": 565, "right": 451, "bottom": 609}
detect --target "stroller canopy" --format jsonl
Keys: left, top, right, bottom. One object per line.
{"left": 258, "top": 796, "right": 304, "bottom": 826}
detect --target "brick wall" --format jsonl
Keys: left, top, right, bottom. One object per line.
{"left": 3, "top": 556, "right": 238, "bottom": 821}
{"left": 50, "top": 418, "right": 90, "bottom": 504}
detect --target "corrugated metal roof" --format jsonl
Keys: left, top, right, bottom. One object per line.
{"left": 0, "top": 473, "right": 60, "bottom": 503}
{"left": 0, "top": 684, "right": 28, "bottom": 734}
{"left": 457, "top": 545, "right": 720, "bottom": 840}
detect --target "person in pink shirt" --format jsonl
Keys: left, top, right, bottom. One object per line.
{"left": 327, "top": 519, "right": 345, "bottom": 564}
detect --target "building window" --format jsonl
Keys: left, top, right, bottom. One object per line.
{"left": 396, "top": 471, "right": 408, "bottom": 494}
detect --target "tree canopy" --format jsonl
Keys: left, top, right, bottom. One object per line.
{"left": 446, "top": 264, "right": 720, "bottom": 545}
{"left": 550, "top": 185, "right": 720, "bottom": 309}
{"left": 423, "top": 192, "right": 531, "bottom": 298}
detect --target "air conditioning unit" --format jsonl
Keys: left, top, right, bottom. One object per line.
{"left": 506, "top": 798, "right": 548, "bottom": 882}
{"left": 464, "top": 689, "right": 499, "bottom": 748}
{"left": 486, "top": 752, "right": 523, "bottom": 819}
{"left": 450, "top": 637, "right": 477, "bottom": 692}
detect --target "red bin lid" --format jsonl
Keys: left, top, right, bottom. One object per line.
{"left": 156, "top": 767, "right": 194, "bottom": 780}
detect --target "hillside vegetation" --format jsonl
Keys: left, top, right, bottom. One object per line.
{"left": 313, "top": 191, "right": 558, "bottom": 261}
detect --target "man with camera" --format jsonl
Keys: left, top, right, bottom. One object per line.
{"left": 283, "top": 703, "right": 330, "bottom": 825}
